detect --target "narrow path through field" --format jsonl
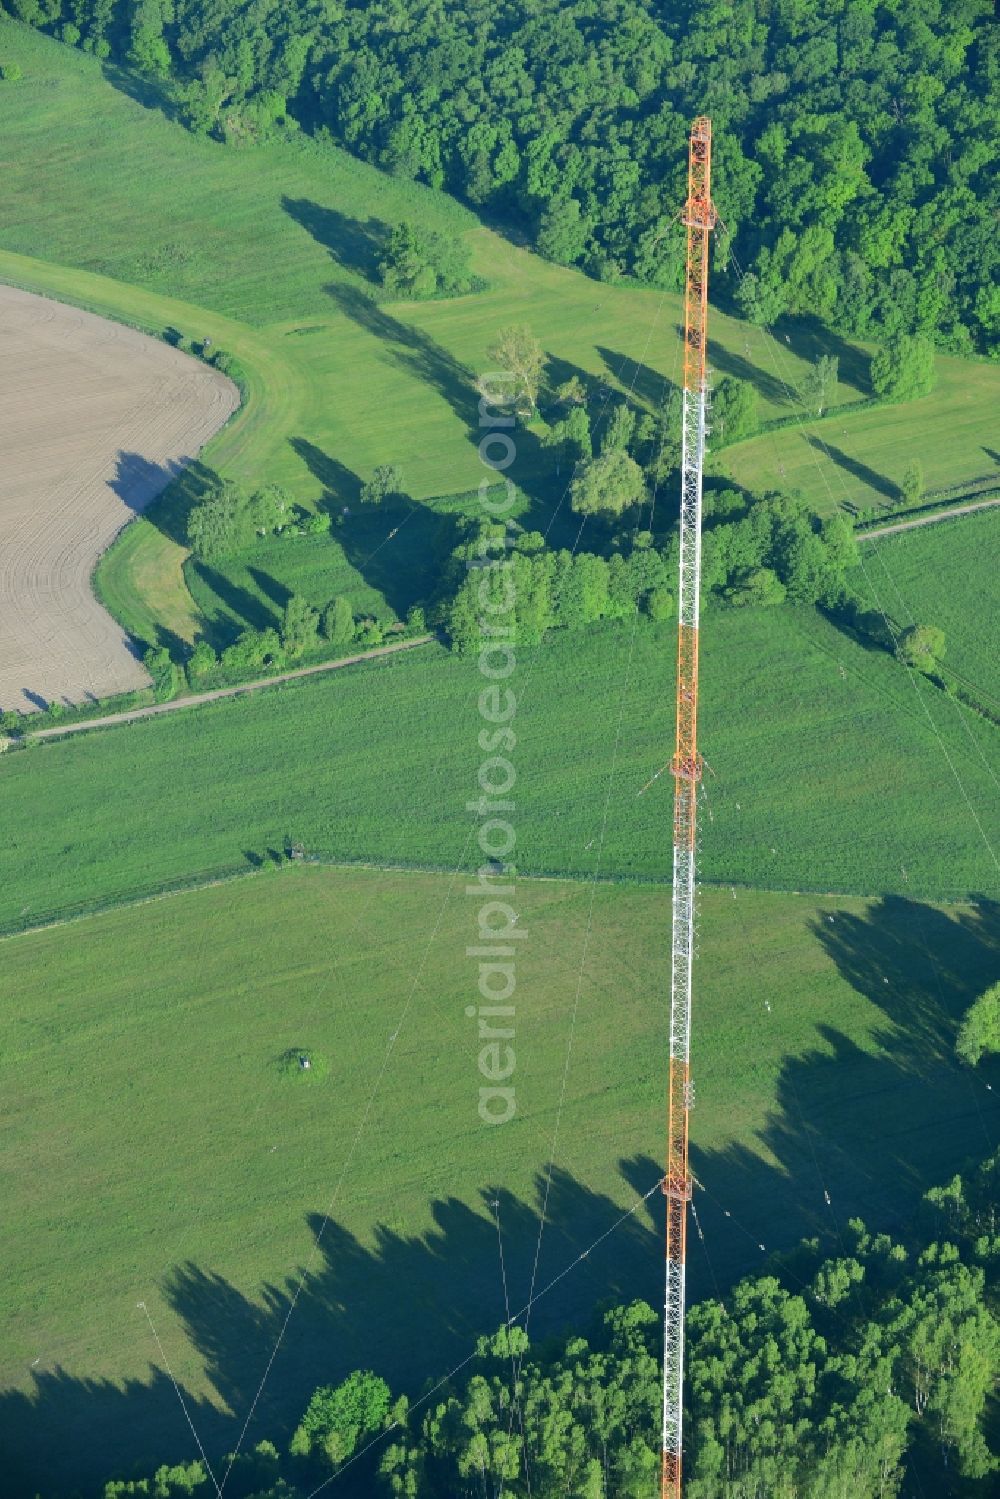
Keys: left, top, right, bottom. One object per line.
{"left": 27, "top": 635, "right": 433, "bottom": 739}
{"left": 857, "top": 494, "right": 1000, "bottom": 541}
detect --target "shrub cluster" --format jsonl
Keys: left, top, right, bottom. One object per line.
{"left": 186, "top": 483, "right": 324, "bottom": 562}
{"left": 443, "top": 491, "right": 859, "bottom": 650}
{"left": 186, "top": 598, "right": 425, "bottom": 691}
{"left": 378, "top": 221, "right": 480, "bottom": 299}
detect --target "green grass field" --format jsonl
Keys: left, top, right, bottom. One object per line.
{"left": 856, "top": 508, "right": 1000, "bottom": 707}
{"left": 2, "top": 865, "right": 996, "bottom": 1492}
{"left": 181, "top": 504, "right": 446, "bottom": 648}
{"left": 3, "top": 19, "right": 1000, "bottom": 1493}
{"left": 1, "top": 609, "right": 997, "bottom": 936}
{"left": 717, "top": 333, "right": 1000, "bottom": 517}
{"left": 4, "top": 19, "right": 999, "bottom": 654}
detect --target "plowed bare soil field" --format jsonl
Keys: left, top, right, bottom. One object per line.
{"left": 0, "top": 286, "right": 237, "bottom": 712}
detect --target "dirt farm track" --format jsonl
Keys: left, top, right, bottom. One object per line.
{"left": 0, "top": 286, "right": 238, "bottom": 713}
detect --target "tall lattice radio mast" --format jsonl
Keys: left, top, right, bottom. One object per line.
{"left": 662, "top": 115, "right": 715, "bottom": 1499}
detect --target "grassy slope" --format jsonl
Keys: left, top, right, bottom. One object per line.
{"left": 5, "top": 20, "right": 999, "bottom": 648}
{"left": 2, "top": 866, "right": 996, "bottom": 1492}
{"left": 857, "top": 508, "right": 1000, "bottom": 705}
{"left": 1, "top": 610, "right": 997, "bottom": 934}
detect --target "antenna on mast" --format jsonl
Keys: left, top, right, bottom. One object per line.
{"left": 662, "top": 115, "right": 715, "bottom": 1499}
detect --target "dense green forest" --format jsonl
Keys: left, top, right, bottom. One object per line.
{"left": 5, "top": 0, "right": 998, "bottom": 352}
{"left": 100, "top": 1147, "right": 1000, "bottom": 1497}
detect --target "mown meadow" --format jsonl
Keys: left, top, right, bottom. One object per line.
{"left": 2, "top": 865, "right": 996, "bottom": 1492}
{"left": 3, "top": 20, "right": 1000, "bottom": 655}
{"left": 719, "top": 351, "right": 1000, "bottom": 519}
{"left": 1, "top": 608, "right": 997, "bottom": 937}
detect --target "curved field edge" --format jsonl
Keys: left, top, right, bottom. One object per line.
{"left": 10, "top": 242, "right": 1000, "bottom": 663}
{"left": 0, "top": 250, "right": 296, "bottom": 642}
{"left": 1, "top": 865, "right": 996, "bottom": 1493}
{"left": 0, "top": 286, "right": 240, "bottom": 715}
{"left": 14, "top": 242, "right": 1000, "bottom": 667}
{"left": 0, "top": 610, "right": 996, "bottom": 934}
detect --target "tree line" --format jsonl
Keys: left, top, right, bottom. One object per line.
{"left": 94, "top": 1136, "right": 999, "bottom": 1497}
{"left": 442, "top": 489, "right": 861, "bottom": 651}
{"left": 7, "top": 0, "right": 997, "bottom": 351}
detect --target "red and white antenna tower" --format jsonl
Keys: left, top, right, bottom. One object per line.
{"left": 662, "top": 115, "right": 715, "bottom": 1499}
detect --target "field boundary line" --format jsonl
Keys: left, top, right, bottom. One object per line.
{"left": 0, "top": 868, "right": 257, "bottom": 943}
{"left": 21, "top": 635, "right": 434, "bottom": 740}
{"left": 1, "top": 860, "right": 990, "bottom": 945}
{"left": 857, "top": 494, "right": 1000, "bottom": 541}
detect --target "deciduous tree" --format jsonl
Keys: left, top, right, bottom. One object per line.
{"left": 795, "top": 353, "right": 839, "bottom": 416}
{"left": 570, "top": 450, "right": 646, "bottom": 518}
{"left": 322, "top": 596, "right": 354, "bottom": 644}
{"left": 896, "top": 623, "right": 945, "bottom": 675}
{"left": 956, "top": 981, "right": 1000, "bottom": 1067}
{"left": 281, "top": 595, "right": 320, "bottom": 658}
{"left": 485, "top": 326, "right": 545, "bottom": 415}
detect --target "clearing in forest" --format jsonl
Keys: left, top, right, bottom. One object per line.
{"left": 0, "top": 286, "right": 237, "bottom": 712}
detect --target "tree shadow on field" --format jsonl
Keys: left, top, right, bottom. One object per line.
{"left": 319, "top": 284, "right": 575, "bottom": 539}
{"left": 324, "top": 283, "right": 477, "bottom": 430}
{"left": 0, "top": 1167, "right": 662, "bottom": 1497}
{"left": 125, "top": 456, "right": 223, "bottom": 546}
{"left": 282, "top": 198, "right": 390, "bottom": 286}
{"left": 186, "top": 560, "right": 277, "bottom": 644}
{"left": 596, "top": 345, "right": 676, "bottom": 414}
{"left": 101, "top": 61, "right": 182, "bottom": 124}
{"left": 291, "top": 436, "right": 461, "bottom": 617}
{"left": 804, "top": 435, "right": 897, "bottom": 502}
{"left": 109, "top": 451, "right": 188, "bottom": 514}
{"left": 288, "top": 438, "right": 362, "bottom": 510}
{"left": 151, "top": 622, "right": 192, "bottom": 661}
{"left": 4, "top": 898, "right": 997, "bottom": 1496}
{"left": 246, "top": 566, "right": 292, "bottom": 613}
{"left": 773, "top": 313, "right": 870, "bottom": 396}
{"left": 654, "top": 896, "right": 1000, "bottom": 1287}
{"left": 706, "top": 337, "right": 790, "bottom": 406}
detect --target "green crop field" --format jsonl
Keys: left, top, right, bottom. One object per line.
{"left": 4, "top": 19, "right": 999, "bottom": 656}
{"left": 2, "top": 866, "right": 996, "bottom": 1493}
{"left": 1, "top": 609, "right": 997, "bottom": 937}
{"left": 856, "top": 508, "right": 1000, "bottom": 707}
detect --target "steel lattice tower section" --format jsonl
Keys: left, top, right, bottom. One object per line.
{"left": 662, "top": 116, "right": 715, "bottom": 1499}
